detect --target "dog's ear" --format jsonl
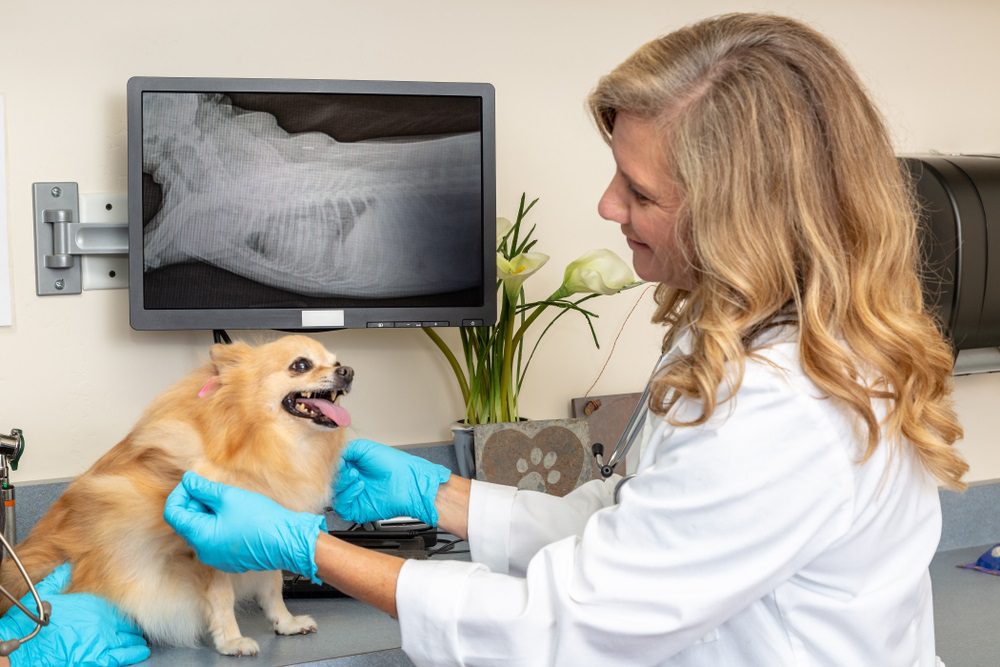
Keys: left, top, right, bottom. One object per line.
{"left": 209, "top": 341, "right": 252, "bottom": 372}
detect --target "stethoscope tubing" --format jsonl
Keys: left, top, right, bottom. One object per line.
{"left": 596, "top": 343, "right": 682, "bottom": 501}
{"left": 600, "top": 382, "right": 651, "bottom": 478}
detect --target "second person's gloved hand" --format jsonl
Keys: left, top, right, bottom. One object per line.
{"left": 334, "top": 439, "right": 452, "bottom": 526}
{"left": 0, "top": 563, "right": 150, "bottom": 667}
{"left": 163, "top": 471, "right": 327, "bottom": 583}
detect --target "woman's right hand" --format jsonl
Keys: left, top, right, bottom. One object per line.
{"left": 334, "top": 439, "right": 452, "bottom": 527}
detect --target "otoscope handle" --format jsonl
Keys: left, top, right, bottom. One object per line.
{"left": 0, "top": 428, "right": 23, "bottom": 546}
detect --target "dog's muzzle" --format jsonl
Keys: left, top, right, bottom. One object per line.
{"left": 282, "top": 365, "right": 353, "bottom": 428}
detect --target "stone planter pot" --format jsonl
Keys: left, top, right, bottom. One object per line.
{"left": 470, "top": 418, "right": 592, "bottom": 496}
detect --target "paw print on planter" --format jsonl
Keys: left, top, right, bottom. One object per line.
{"left": 515, "top": 446, "right": 562, "bottom": 492}
{"left": 475, "top": 421, "right": 591, "bottom": 497}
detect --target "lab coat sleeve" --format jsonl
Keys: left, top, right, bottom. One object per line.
{"left": 467, "top": 476, "right": 618, "bottom": 575}
{"left": 396, "top": 356, "right": 856, "bottom": 666}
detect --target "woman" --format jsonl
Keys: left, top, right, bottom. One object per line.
{"left": 164, "top": 13, "right": 967, "bottom": 665}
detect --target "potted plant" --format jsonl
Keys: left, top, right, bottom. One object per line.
{"left": 423, "top": 194, "right": 639, "bottom": 478}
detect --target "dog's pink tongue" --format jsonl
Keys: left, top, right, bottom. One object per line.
{"left": 300, "top": 398, "right": 351, "bottom": 427}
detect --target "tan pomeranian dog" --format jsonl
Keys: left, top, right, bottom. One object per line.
{"left": 0, "top": 334, "right": 353, "bottom": 656}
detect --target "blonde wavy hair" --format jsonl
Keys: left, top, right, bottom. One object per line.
{"left": 588, "top": 13, "right": 967, "bottom": 490}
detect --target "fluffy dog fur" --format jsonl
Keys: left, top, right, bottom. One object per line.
{"left": 0, "top": 335, "right": 353, "bottom": 655}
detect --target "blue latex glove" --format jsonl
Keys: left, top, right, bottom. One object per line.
{"left": 0, "top": 563, "right": 150, "bottom": 667}
{"left": 334, "top": 438, "right": 452, "bottom": 526}
{"left": 163, "top": 471, "right": 327, "bottom": 583}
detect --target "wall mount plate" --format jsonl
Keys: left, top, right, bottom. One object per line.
{"left": 32, "top": 182, "right": 127, "bottom": 295}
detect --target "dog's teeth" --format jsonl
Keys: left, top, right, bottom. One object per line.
{"left": 303, "top": 391, "right": 313, "bottom": 398}
{"left": 296, "top": 403, "right": 308, "bottom": 413}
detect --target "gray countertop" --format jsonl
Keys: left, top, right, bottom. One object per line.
{"left": 144, "top": 595, "right": 407, "bottom": 666}
{"left": 930, "top": 543, "right": 1000, "bottom": 666}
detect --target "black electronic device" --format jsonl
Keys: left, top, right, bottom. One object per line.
{"left": 126, "top": 76, "right": 497, "bottom": 331}
{"left": 903, "top": 155, "right": 1000, "bottom": 351}
{"left": 330, "top": 518, "right": 440, "bottom": 551}
{"left": 281, "top": 520, "right": 464, "bottom": 599}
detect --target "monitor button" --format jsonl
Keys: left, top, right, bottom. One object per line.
{"left": 422, "top": 321, "right": 450, "bottom": 327}
{"left": 394, "top": 321, "right": 422, "bottom": 328}
{"left": 366, "top": 322, "right": 395, "bottom": 328}
{"left": 462, "top": 319, "right": 485, "bottom": 327}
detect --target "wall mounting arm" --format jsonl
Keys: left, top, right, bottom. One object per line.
{"left": 32, "top": 182, "right": 128, "bottom": 295}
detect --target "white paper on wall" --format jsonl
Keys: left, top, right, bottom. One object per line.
{"left": 0, "top": 95, "right": 9, "bottom": 326}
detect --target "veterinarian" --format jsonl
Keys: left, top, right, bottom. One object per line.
{"left": 164, "top": 12, "right": 968, "bottom": 665}
{"left": 0, "top": 563, "right": 150, "bottom": 666}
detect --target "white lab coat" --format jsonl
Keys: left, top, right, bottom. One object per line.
{"left": 396, "top": 329, "right": 942, "bottom": 666}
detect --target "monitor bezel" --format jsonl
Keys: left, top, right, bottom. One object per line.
{"left": 126, "top": 75, "right": 497, "bottom": 331}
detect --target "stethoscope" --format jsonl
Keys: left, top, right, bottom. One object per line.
{"left": 591, "top": 339, "right": 686, "bottom": 504}
{"left": 591, "top": 382, "right": 650, "bottom": 504}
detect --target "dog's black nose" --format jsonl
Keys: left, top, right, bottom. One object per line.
{"left": 336, "top": 365, "right": 354, "bottom": 384}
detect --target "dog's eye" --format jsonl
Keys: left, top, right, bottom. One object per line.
{"left": 289, "top": 357, "right": 313, "bottom": 374}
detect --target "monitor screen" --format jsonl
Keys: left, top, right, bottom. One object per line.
{"left": 127, "top": 76, "right": 496, "bottom": 331}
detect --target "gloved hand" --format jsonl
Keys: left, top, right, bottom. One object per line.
{"left": 0, "top": 562, "right": 150, "bottom": 667}
{"left": 163, "top": 471, "right": 327, "bottom": 583}
{"left": 334, "top": 438, "right": 452, "bottom": 526}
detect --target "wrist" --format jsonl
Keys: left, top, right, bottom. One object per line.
{"left": 417, "top": 461, "right": 453, "bottom": 527}
{"left": 286, "top": 512, "right": 327, "bottom": 584}
{"left": 433, "top": 475, "right": 470, "bottom": 539}
{"left": 313, "top": 533, "right": 404, "bottom": 617}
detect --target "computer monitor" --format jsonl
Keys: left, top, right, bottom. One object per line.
{"left": 127, "top": 76, "right": 496, "bottom": 331}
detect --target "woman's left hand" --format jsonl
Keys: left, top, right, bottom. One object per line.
{"left": 0, "top": 562, "right": 150, "bottom": 667}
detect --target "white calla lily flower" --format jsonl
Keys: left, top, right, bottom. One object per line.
{"left": 497, "top": 251, "right": 549, "bottom": 302}
{"left": 559, "top": 249, "right": 635, "bottom": 296}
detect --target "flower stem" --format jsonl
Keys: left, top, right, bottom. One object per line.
{"left": 498, "top": 294, "right": 517, "bottom": 422}
{"left": 423, "top": 328, "right": 470, "bottom": 405}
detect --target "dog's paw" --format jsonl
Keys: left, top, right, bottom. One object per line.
{"left": 215, "top": 636, "right": 260, "bottom": 656}
{"left": 274, "top": 613, "right": 318, "bottom": 635}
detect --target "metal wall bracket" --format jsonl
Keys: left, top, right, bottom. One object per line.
{"left": 32, "top": 182, "right": 128, "bottom": 296}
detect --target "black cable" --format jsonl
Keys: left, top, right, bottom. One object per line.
{"left": 212, "top": 329, "right": 232, "bottom": 345}
{"left": 427, "top": 539, "right": 470, "bottom": 556}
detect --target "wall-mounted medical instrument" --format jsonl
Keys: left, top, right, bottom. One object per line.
{"left": 0, "top": 428, "right": 50, "bottom": 657}
{"left": 0, "top": 429, "right": 22, "bottom": 547}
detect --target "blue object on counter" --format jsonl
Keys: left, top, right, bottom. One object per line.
{"left": 958, "top": 543, "right": 1000, "bottom": 575}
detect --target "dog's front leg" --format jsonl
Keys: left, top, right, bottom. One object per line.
{"left": 241, "top": 570, "right": 318, "bottom": 635}
{"left": 204, "top": 570, "right": 259, "bottom": 656}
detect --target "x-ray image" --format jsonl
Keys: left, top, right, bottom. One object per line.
{"left": 141, "top": 92, "right": 483, "bottom": 301}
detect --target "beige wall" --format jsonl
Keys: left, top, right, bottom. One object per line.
{"left": 1, "top": 0, "right": 998, "bottom": 483}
